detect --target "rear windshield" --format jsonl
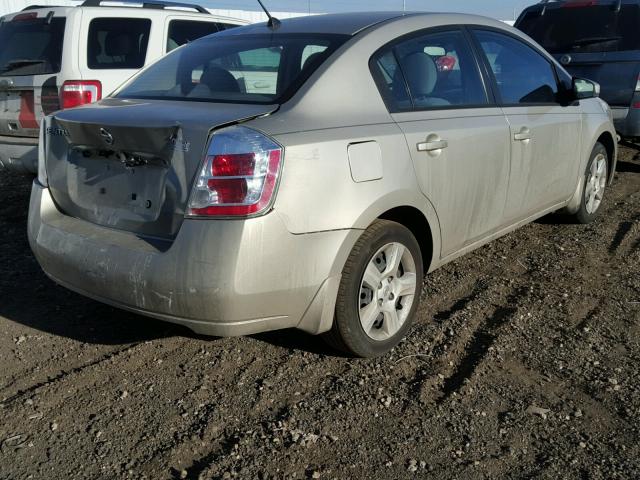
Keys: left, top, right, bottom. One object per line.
{"left": 517, "top": 4, "right": 640, "bottom": 53}
{"left": 0, "top": 17, "right": 66, "bottom": 76}
{"left": 116, "top": 33, "right": 349, "bottom": 105}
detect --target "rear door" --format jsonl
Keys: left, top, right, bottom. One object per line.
{"left": 372, "top": 28, "right": 512, "bottom": 257}
{"left": 0, "top": 11, "right": 66, "bottom": 139}
{"left": 472, "top": 29, "right": 582, "bottom": 221}
{"left": 516, "top": 3, "right": 640, "bottom": 108}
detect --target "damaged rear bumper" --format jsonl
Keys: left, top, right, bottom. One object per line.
{"left": 28, "top": 181, "right": 358, "bottom": 337}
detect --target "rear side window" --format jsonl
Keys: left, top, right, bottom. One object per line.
{"left": 371, "top": 29, "right": 488, "bottom": 112}
{"left": 0, "top": 17, "right": 66, "bottom": 76}
{"left": 300, "top": 44, "right": 328, "bottom": 69}
{"left": 116, "top": 33, "right": 349, "bottom": 105}
{"left": 517, "top": 5, "right": 640, "bottom": 53}
{"left": 474, "top": 30, "right": 559, "bottom": 105}
{"left": 87, "top": 18, "right": 151, "bottom": 69}
{"left": 167, "top": 20, "right": 238, "bottom": 52}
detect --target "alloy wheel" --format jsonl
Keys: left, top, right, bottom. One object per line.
{"left": 358, "top": 242, "right": 418, "bottom": 341}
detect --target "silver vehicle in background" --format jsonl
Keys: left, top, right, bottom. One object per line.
{"left": 29, "top": 12, "right": 616, "bottom": 357}
{"left": 0, "top": 0, "right": 246, "bottom": 173}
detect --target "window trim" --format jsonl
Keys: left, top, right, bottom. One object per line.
{"left": 369, "top": 25, "right": 496, "bottom": 114}
{"left": 467, "top": 26, "right": 565, "bottom": 108}
{"left": 87, "top": 17, "right": 152, "bottom": 71}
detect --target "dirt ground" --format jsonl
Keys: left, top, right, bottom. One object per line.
{"left": 0, "top": 147, "right": 639, "bottom": 480}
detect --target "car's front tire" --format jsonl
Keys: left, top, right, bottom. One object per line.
{"left": 573, "top": 142, "right": 609, "bottom": 224}
{"left": 324, "top": 219, "right": 424, "bottom": 358}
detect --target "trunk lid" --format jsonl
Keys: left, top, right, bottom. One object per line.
{"left": 0, "top": 13, "right": 66, "bottom": 137}
{"left": 46, "top": 98, "right": 277, "bottom": 238}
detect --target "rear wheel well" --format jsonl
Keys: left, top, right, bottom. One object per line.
{"left": 597, "top": 132, "right": 616, "bottom": 181}
{"left": 378, "top": 206, "right": 433, "bottom": 272}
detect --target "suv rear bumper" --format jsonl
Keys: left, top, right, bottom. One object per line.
{"left": 28, "top": 181, "right": 358, "bottom": 337}
{"left": 0, "top": 136, "right": 38, "bottom": 174}
{"left": 612, "top": 106, "right": 640, "bottom": 138}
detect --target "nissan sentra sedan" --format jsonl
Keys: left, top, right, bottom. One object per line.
{"left": 29, "top": 12, "right": 617, "bottom": 357}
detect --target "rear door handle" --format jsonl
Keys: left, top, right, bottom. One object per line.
{"left": 417, "top": 139, "right": 448, "bottom": 152}
{"left": 514, "top": 128, "right": 531, "bottom": 142}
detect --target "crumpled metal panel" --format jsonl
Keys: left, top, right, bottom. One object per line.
{"left": 45, "top": 98, "right": 276, "bottom": 238}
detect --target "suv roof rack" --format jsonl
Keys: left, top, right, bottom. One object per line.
{"left": 22, "top": 5, "right": 63, "bottom": 9}
{"left": 80, "top": 0, "right": 210, "bottom": 14}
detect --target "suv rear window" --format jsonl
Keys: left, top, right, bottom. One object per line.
{"left": 167, "top": 20, "right": 239, "bottom": 52}
{"left": 87, "top": 18, "right": 151, "bottom": 69}
{"left": 0, "top": 17, "right": 66, "bottom": 76}
{"left": 517, "top": 4, "right": 640, "bottom": 53}
{"left": 116, "top": 33, "right": 349, "bottom": 104}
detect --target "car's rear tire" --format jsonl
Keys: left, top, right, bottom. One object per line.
{"left": 324, "top": 219, "right": 424, "bottom": 358}
{"left": 572, "top": 142, "right": 609, "bottom": 224}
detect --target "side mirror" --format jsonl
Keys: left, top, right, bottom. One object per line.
{"left": 573, "top": 78, "right": 600, "bottom": 100}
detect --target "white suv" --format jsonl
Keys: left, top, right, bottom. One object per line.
{"left": 0, "top": 0, "right": 246, "bottom": 173}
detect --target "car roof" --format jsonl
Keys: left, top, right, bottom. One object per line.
{"left": 216, "top": 11, "right": 418, "bottom": 37}
{"left": 216, "top": 11, "right": 509, "bottom": 37}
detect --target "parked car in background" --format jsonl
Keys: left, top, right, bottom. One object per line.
{"left": 516, "top": 0, "right": 640, "bottom": 139}
{"left": 29, "top": 12, "right": 616, "bottom": 357}
{"left": 0, "top": 0, "right": 246, "bottom": 173}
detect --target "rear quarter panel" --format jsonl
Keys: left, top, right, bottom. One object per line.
{"left": 246, "top": 120, "right": 442, "bottom": 274}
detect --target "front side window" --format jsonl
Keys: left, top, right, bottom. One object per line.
{"left": 0, "top": 17, "right": 66, "bottom": 76}
{"left": 371, "top": 29, "right": 488, "bottom": 112}
{"left": 87, "top": 18, "right": 151, "bottom": 70}
{"left": 117, "top": 33, "right": 348, "bottom": 104}
{"left": 167, "top": 20, "right": 235, "bottom": 52}
{"left": 474, "top": 30, "right": 559, "bottom": 105}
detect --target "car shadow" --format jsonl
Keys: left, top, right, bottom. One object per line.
{"left": 616, "top": 159, "right": 640, "bottom": 173}
{"left": 251, "top": 329, "right": 349, "bottom": 357}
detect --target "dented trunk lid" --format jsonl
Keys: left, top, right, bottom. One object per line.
{"left": 46, "top": 98, "right": 277, "bottom": 238}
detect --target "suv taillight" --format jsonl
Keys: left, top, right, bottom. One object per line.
{"left": 60, "top": 80, "right": 102, "bottom": 109}
{"left": 187, "top": 126, "right": 283, "bottom": 217}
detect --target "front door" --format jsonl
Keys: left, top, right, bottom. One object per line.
{"left": 472, "top": 29, "right": 582, "bottom": 221}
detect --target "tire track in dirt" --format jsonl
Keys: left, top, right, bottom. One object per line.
{"left": 609, "top": 221, "right": 634, "bottom": 254}
{"left": 133, "top": 349, "right": 341, "bottom": 477}
{"left": 0, "top": 342, "right": 141, "bottom": 405}
{"left": 439, "top": 305, "right": 517, "bottom": 401}
{"left": 433, "top": 280, "right": 489, "bottom": 323}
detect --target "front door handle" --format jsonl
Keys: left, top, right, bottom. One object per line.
{"left": 417, "top": 139, "right": 448, "bottom": 152}
{"left": 514, "top": 127, "right": 531, "bottom": 142}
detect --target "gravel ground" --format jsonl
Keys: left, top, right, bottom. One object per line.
{"left": 0, "top": 147, "right": 639, "bottom": 480}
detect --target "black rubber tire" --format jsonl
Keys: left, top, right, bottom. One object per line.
{"left": 572, "top": 142, "right": 609, "bottom": 224}
{"left": 323, "top": 219, "right": 424, "bottom": 358}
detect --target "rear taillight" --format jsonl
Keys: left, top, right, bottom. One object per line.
{"left": 60, "top": 80, "right": 102, "bottom": 109}
{"left": 187, "top": 126, "right": 283, "bottom": 217}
